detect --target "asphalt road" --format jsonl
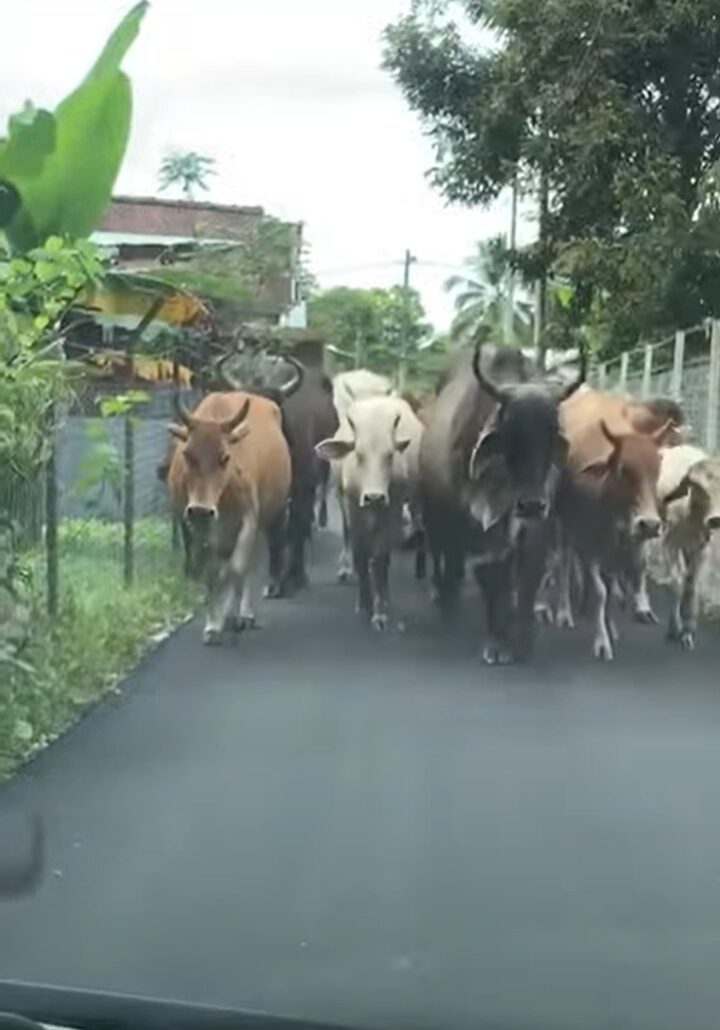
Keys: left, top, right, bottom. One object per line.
{"left": 3, "top": 524, "right": 720, "bottom": 1030}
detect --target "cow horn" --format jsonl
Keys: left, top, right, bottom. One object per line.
{"left": 173, "top": 393, "right": 195, "bottom": 429}
{"left": 221, "top": 397, "right": 251, "bottom": 434}
{"left": 600, "top": 419, "right": 622, "bottom": 449}
{"left": 555, "top": 344, "right": 587, "bottom": 402}
{"left": 652, "top": 418, "right": 674, "bottom": 444}
{"left": 278, "top": 355, "right": 305, "bottom": 399}
{"left": 472, "top": 341, "right": 505, "bottom": 404}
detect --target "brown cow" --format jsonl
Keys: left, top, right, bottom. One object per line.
{"left": 167, "top": 391, "right": 291, "bottom": 644}
{"left": 555, "top": 393, "right": 673, "bottom": 660}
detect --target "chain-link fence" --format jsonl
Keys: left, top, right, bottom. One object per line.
{"left": 2, "top": 381, "right": 200, "bottom": 623}
{"left": 593, "top": 320, "right": 720, "bottom": 612}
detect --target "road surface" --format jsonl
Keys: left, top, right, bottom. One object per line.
{"left": 2, "top": 525, "right": 720, "bottom": 1030}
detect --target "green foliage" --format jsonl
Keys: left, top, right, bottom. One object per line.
{"left": 446, "top": 236, "right": 533, "bottom": 344}
{"left": 158, "top": 150, "right": 216, "bottom": 201}
{"left": 308, "top": 284, "right": 432, "bottom": 377}
{"left": 149, "top": 217, "right": 298, "bottom": 319}
{"left": 0, "top": 518, "right": 199, "bottom": 778}
{"left": 0, "top": 3, "right": 148, "bottom": 250}
{"left": 384, "top": 0, "right": 720, "bottom": 353}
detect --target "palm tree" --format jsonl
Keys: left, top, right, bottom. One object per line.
{"left": 158, "top": 151, "right": 216, "bottom": 202}
{"left": 445, "top": 236, "right": 533, "bottom": 345}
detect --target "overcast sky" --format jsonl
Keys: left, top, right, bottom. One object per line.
{"left": 0, "top": 0, "right": 534, "bottom": 329}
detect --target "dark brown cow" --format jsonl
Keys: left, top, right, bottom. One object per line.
{"left": 167, "top": 391, "right": 291, "bottom": 644}
{"left": 555, "top": 395, "right": 673, "bottom": 661}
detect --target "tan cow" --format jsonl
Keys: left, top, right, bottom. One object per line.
{"left": 657, "top": 444, "right": 720, "bottom": 650}
{"left": 167, "top": 392, "right": 291, "bottom": 645}
{"left": 317, "top": 395, "right": 423, "bottom": 631}
{"left": 554, "top": 390, "right": 674, "bottom": 660}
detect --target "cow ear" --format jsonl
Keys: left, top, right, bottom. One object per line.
{"left": 395, "top": 437, "right": 412, "bottom": 454}
{"left": 168, "top": 424, "right": 188, "bottom": 441}
{"left": 316, "top": 438, "right": 354, "bottom": 462}
{"left": 228, "top": 423, "right": 250, "bottom": 444}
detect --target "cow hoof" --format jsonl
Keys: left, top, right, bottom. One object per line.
{"left": 482, "top": 645, "right": 512, "bottom": 666}
{"left": 634, "top": 608, "right": 658, "bottom": 626}
{"left": 263, "top": 582, "right": 284, "bottom": 600}
{"left": 680, "top": 631, "right": 696, "bottom": 652}
{"left": 593, "top": 640, "right": 614, "bottom": 662}
{"left": 556, "top": 610, "right": 575, "bottom": 631}
{"left": 203, "top": 627, "right": 224, "bottom": 646}
{"left": 371, "top": 614, "right": 390, "bottom": 633}
{"left": 338, "top": 569, "right": 353, "bottom": 585}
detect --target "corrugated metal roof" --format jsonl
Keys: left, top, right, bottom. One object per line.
{"left": 91, "top": 230, "right": 223, "bottom": 247}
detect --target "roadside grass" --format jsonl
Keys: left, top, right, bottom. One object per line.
{"left": 0, "top": 517, "right": 200, "bottom": 779}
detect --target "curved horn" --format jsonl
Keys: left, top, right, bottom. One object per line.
{"left": 278, "top": 354, "right": 305, "bottom": 399}
{"left": 652, "top": 418, "right": 674, "bottom": 445}
{"left": 472, "top": 341, "right": 505, "bottom": 404}
{"left": 173, "top": 392, "right": 195, "bottom": 429}
{"left": 556, "top": 343, "right": 587, "bottom": 401}
{"left": 221, "top": 397, "right": 251, "bottom": 434}
{"left": 600, "top": 419, "right": 622, "bottom": 449}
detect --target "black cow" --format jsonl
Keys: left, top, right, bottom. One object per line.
{"left": 419, "top": 340, "right": 585, "bottom": 664}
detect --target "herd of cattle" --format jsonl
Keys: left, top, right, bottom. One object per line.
{"left": 161, "top": 341, "right": 720, "bottom": 662}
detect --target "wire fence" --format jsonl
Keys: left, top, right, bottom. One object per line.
{"left": 591, "top": 320, "right": 720, "bottom": 453}
{"left": 3, "top": 381, "right": 199, "bottom": 627}
{"left": 593, "top": 320, "right": 720, "bottom": 613}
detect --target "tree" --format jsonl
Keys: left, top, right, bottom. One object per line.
{"left": 445, "top": 236, "right": 533, "bottom": 345}
{"left": 384, "top": 1, "right": 720, "bottom": 354}
{"left": 308, "top": 285, "right": 432, "bottom": 379}
{"left": 159, "top": 151, "right": 216, "bottom": 201}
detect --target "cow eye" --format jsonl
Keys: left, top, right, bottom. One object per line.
{"left": 357, "top": 452, "right": 366, "bottom": 465}
{"left": 219, "top": 452, "right": 230, "bottom": 467}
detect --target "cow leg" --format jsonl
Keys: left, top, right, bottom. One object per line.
{"left": 337, "top": 499, "right": 354, "bottom": 583}
{"left": 353, "top": 545, "right": 372, "bottom": 618}
{"left": 440, "top": 544, "right": 464, "bottom": 613}
{"left": 474, "top": 559, "right": 513, "bottom": 665}
{"left": 513, "top": 527, "right": 549, "bottom": 662}
{"left": 284, "top": 485, "right": 313, "bottom": 593}
{"left": 589, "top": 560, "right": 614, "bottom": 661}
{"left": 203, "top": 517, "right": 257, "bottom": 645}
{"left": 264, "top": 509, "right": 287, "bottom": 599}
{"left": 676, "top": 546, "right": 703, "bottom": 651}
{"left": 317, "top": 462, "right": 330, "bottom": 529}
{"left": 555, "top": 543, "right": 576, "bottom": 629}
{"left": 414, "top": 529, "right": 427, "bottom": 581}
{"left": 369, "top": 552, "right": 392, "bottom": 632}
{"left": 624, "top": 540, "right": 657, "bottom": 625}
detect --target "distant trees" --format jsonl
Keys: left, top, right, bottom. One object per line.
{"left": 446, "top": 237, "right": 532, "bottom": 345}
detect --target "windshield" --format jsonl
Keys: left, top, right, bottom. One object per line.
{"left": 3, "top": 3, "right": 720, "bottom": 1030}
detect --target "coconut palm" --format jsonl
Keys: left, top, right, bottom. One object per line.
{"left": 158, "top": 151, "right": 216, "bottom": 202}
{"left": 445, "top": 236, "right": 533, "bottom": 345}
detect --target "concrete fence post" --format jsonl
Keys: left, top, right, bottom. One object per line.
{"left": 598, "top": 363, "right": 607, "bottom": 390}
{"left": 706, "top": 320, "right": 720, "bottom": 452}
{"left": 671, "top": 330, "right": 685, "bottom": 401}
{"left": 619, "top": 351, "right": 630, "bottom": 392}
{"left": 641, "top": 344, "right": 653, "bottom": 398}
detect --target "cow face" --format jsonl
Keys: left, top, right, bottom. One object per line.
{"left": 665, "top": 458, "right": 720, "bottom": 532}
{"left": 169, "top": 398, "right": 251, "bottom": 524}
{"left": 588, "top": 420, "right": 668, "bottom": 540}
{"left": 470, "top": 385, "right": 568, "bottom": 521}
{"left": 316, "top": 408, "right": 411, "bottom": 509}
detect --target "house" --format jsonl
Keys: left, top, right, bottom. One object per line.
{"left": 92, "top": 195, "right": 308, "bottom": 329}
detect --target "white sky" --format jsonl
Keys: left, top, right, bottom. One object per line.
{"left": 0, "top": 0, "right": 534, "bottom": 329}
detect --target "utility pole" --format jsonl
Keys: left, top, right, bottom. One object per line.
{"left": 534, "top": 165, "right": 549, "bottom": 372}
{"left": 504, "top": 167, "right": 519, "bottom": 346}
{"left": 398, "top": 248, "right": 416, "bottom": 393}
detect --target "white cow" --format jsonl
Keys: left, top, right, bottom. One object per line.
{"left": 655, "top": 444, "right": 720, "bottom": 650}
{"left": 317, "top": 396, "right": 423, "bottom": 631}
{"left": 331, "top": 369, "right": 394, "bottom": 580}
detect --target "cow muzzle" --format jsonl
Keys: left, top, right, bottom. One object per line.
{"left": 633, "top": 516, "right": 661, "bottom": 540}
{"left": 360, "top": 491, "right": 389, "bottom": 509}
{"left": 515, "top": 497, "right": 547, "bottom": 520}
{"left": 185, "top": 503, "right": 218, "bottom": 522}
{"left": 706, "top": 515, "right": 720, "bottom": 532}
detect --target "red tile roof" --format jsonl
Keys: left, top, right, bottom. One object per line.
{"left": 100, "top": 195, "right": 266, "bottom": 239}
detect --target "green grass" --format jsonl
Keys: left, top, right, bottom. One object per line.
{"left": 0, "top": 517, "right": 200, "bottom": 779}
